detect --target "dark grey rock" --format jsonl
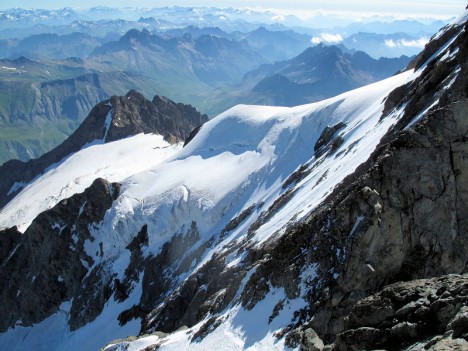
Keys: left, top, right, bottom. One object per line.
{"left": 0, "top": 178, "right": 120, "bottom": 332}
{"left": 301, "top": 328, "right": 325, "bottom": 351}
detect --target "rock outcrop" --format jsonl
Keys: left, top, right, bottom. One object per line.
{"left": 0, "top": 91, "right": 208, "bottom": 210}
{"left": 0, "top": 178, "right": 120, "bottom": 331}
{"left": 332, "top": 274, "right": 468, "bottom": 351}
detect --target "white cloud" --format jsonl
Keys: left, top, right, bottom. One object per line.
{"left": 271, "top": 14, "right": 284, "bottom": 22}
{"left": 384, "top": 39, "right": 397, "bottom": 48}
{"left": 311, "top": 37, "right": 322, "bottom": 44}
{"left": 385, "top": 37, "right": 428, "bottom": 48}
{"left": 311, "top": 32, "right": 343, "bottom": 44}
{"left": 401, "top": 37, "right": 429, "bottom": 47}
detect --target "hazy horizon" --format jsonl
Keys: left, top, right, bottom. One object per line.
{"left": 0, "top": 0, "right": 465, "bottom": 19}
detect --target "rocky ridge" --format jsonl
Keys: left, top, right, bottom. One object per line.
{"left": 331, "top": 274, "right": 468, "bottom": 351}
{"left": 0, "top": 91, "right": 208, "bottom": 210}
{"left": 0, "top": 178, "right": 120, "bottom": 331}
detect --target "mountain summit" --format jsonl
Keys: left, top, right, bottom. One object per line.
{"left": 0, "top": 91, "right": 208, "bottom": 214}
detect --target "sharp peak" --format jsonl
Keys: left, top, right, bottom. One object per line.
{"left": 124, "top": 89, "right": 146, "bottom": 99}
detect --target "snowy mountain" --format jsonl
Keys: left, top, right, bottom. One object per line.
{"left": 0, "top": 90, "right": 207, "bottom": 213}
{"left": 0, "top": 7, "right": 467, "bottom": 351}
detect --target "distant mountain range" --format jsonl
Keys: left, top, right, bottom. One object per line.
{"left": 0, "top": 6, "right": 450, "bottom": 165}
{"left": 0, "top": 26, "right": 413, "bottom": 164}
{"left": 90, "top": 29, "right": 265, "bottom": 85}
{"left": 205, "top": 44, "right": 412, "bottom": 110}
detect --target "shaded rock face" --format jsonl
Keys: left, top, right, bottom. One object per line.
{"left": 0, "top": 91, "right": 207, "bottom": 210}
{"left": 0, "top": 178, "right": 120, "bottom": 332}
{"left": 0, "top": 226, "right": 21, "bottom": 263}
{"left": 332, "top": 275, "right": 468, "bottom": 351}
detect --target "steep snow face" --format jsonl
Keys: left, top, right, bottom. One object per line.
{"left": 101, "top": 70, "right": 415, "bottom": 250}
{"left": 0, "top": 68, "right": 418, "bottom": 351}
{"left": 0, "top": 134, "right": 181, "bottom": 231}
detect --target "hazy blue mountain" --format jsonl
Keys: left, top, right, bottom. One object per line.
{"left": 164, "top": 25, "right": 231, "bottom": 39}
{"left": 0, "top": 32, "right": 104, "bottom": 60}
{"left": 341, "top": 19, "right": 446, "bottom": 35}
{"left": 231, "top": 26, "right": 313, "bottom": 62}
{"left": 204, "top": 44, "right": 412, "bottom": 112}
{"left": 90, "top": 29, "right": 266, "bottom": 85}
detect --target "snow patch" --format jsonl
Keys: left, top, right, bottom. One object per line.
{"left": 103, "top": 109, "right": 114, "bottom": 141}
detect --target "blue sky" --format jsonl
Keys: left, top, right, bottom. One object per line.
{"left": 0, "top": 0, "right": 466, "bottom": 18}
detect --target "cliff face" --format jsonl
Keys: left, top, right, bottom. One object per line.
{"left": 0, "top": 91, "right": 208, "bottom": 210}
{"left": 0, "top": 178, "right": 120, "bottom": 331}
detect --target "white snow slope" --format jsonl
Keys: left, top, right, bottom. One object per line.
{"left": 0, "top": 14, "right": 464, "bottom": 350}
{"left": 0, "top": 134, "right": 181, "bottom": 232}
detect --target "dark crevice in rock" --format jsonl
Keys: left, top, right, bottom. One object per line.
{"left": 0, "top": 226, "right": 21, "bottom": 264}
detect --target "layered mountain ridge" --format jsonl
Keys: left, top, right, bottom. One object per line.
{"left": 0, "top": 8, "right": 466, "bottom": 351}
{"left": 0, "top": 24, "right": 413, "bottom": 164}
{"left": 202, "top": 44, "right": 411, "bottom": 115}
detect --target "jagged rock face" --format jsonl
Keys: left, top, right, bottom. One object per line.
{"left": 105, "top": 92, "right": 208, "bottom": 143}
{"left": 0, "top": 178, "right": 120, "bottom": 332}
{"left": 0, "top": 91, "right": 207, "bottom": 210}
{"left": 331, "top": 274, "right": 468, "bottom": 351}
